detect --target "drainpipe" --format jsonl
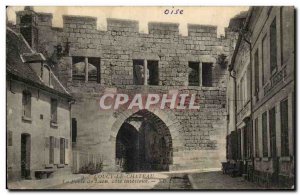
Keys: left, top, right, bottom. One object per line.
{"left": 229, "top": 70, "right": 237, "bottom": 133}
{"left": 68, "top": 99, "right": 76, "bottom": 169}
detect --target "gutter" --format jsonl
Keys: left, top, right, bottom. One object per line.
{"left": 7, "top": 71, "right": 74, "bottom": 101}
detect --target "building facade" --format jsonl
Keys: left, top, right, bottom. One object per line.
{"left": 227, "top": 6, "right": 295, "bottom": 187}
{"left": 10, "top": 7, "right": 240, "bottom": 172}
{"left": 6, "top": 25, "right": 73, "bottom": 181}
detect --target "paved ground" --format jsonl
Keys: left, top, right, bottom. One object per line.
{"left": 52, "top": 170, "right": 263, "bottom": 190}
{"left": 8, "top": 169, "right": 268, "bottom": 190}
{"left": 189, "top": 171, "right": 264, "bottom": 190}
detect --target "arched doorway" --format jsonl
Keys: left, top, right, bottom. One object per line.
{"left": 115, "top": 110, "right": 172, "bottom": 172}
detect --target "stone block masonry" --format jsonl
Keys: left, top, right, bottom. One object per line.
{"left": 18, "top": 12, "right": 238, "bottom": 171}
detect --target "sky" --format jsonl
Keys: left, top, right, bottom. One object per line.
{"left": 6, "top": 6, "right": 249, "bottom": 36}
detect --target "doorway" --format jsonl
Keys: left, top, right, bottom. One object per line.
{"left": 60, "top": 138, "right": 65, "bottom": 164}
{"left": 21, "top": 133, "right": 31, "bottom": 179}
{"left": 115, "top": 110, "right": 172, "bottom": 172}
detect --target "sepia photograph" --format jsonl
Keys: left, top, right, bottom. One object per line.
{"left": 5, "top": 5, "right": 295, "bottom": 190}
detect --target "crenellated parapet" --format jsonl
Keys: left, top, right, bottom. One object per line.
{"left": 63, "top": 15, "right": 97, "bottom": 31}
{"left": 107, "top": 18, "right": 139, "bottom": 33}
{"left": 187, "top": 24, "right": 217, "bottom": 37}
{"left": 148, "top": 22, "right": 179, "bottom": 35}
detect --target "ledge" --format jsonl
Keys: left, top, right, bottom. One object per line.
{"left": 280, "top": 156, "right": 291, "bottom": 162}
{"left": 50, "top": 121, "right": 58, "bottom": 128}
{"left": 45, "top": 164, "right": 54, "bottom": 169}
{"left": 22, "top": 116, "right": 32, "bottom": 122}
{"left": 262, "top": 157, "right": 270, "bottom": 162}
{"left": 57, "top": 164, "right": 65, "bottom": 168}
{"left": 255, "top": 157, "right": 261, "bottom": 161}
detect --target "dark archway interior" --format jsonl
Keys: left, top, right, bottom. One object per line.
{"left": 116, "top": 110, "right": 172, "bottom": 172}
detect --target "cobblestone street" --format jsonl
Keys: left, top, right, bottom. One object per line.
{"left": 50, "top": 170, "right": 264, "bottom": 190}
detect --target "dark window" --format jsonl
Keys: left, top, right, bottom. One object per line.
{"left": 72, "top": 56, "right": 85, "bottom": 81}
{"left": 231, "top": 131, "right": 238, "bottom": 160}
{"left": 88, "top": 57, "right": 101, "bottom": 83}
{"left": 255, "top": 118, "right": 259, "bottom": 157}
{"left": 262, "top": 112, "right": 268, "bottom": 157}
{"left": 269, "top": 107, "right": 277, "bottom": 157}
{"left": 147, "top": 60, "right": 159, "bottom": 85}
{"left": 133, "top": 60, "right": 144, "bottom": 85}
{"left": 243, "top": 127, "right": 248, "bottom": 159}
{"left": 60, "top": 138, "right": 65, "bottom": 164}
{"left": 254, "top": 50, "right": 259, "bottom": 94}
{"left": 262, "top": 35, "right": 267, "bottom": 85}
{"left": 188, "top": 62, "right": 199, "bottom": 86}
{"left": 270, "top": 18, "right": 277, "bottom": 73}
{"left": 280, "top": 99, "right": 289, "bottom": 156}
{"left": 8, "top": 131, "right": 13, "bottom": 146}
{"left": 237, "top": 129, "right": 242, "bottom": 160}
{"left": 22, "top": 91, "right": 31, "bottom": 118}
{"left": 247, "top": 121, "right": 253, "bottom": 158}
{"left": 72, "top": 118, "right": 77, "bottom": 143}
{"left": 51, "top": 99, "right": 58, "bottom": 124}
{"left": 49, "top": 136, "right": 54, "bottom": 164}
{"left": 202, "top": 63, "right": 213, "bottom": 87}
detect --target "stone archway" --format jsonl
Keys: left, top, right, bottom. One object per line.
{"left": 111, "top": 109, "right": 183, "bottom": 172}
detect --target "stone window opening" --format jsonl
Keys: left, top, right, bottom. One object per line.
{"left": 133, "top": 60, "right": 144, "bottom": 85}
{"left": 188, "top": 62, "right": 200, "bottom": 86}
{"left": 133, "top": 59, "right": 159, "bottom": 86}
{"left": 50, "top": 98, "right": 58, "bottom": 124}
{"left": 72, "top": 56, "right": 101, "bottom": 83}
{"left": 147, "top": 60, "right": 159, "bottom": 85}
{"left": 22, "top": 90, "right": 31, "bottom": 119}
{"left": 88, "top": 57, "right": 101, "bottom": 83}
{"left": 202, "top": 63, "right": 213, "bottom": 87}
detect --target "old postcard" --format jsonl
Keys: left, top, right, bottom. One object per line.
{"left": 6, "top": 6, "right": 295, "bottom": 190}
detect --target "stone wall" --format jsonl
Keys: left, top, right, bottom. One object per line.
{"left": 17, "top": 12, "right": 238, "bottom": 171}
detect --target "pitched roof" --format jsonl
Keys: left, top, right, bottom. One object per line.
{"left": 6, "top": 27, "right": 72, "bottom": 99}
{"left": 21, "top": 53, "right": 46, "bottom": 63}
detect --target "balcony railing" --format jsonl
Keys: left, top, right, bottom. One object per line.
{"left": 263, "top": 65, "right": 287, "bottom": 96}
